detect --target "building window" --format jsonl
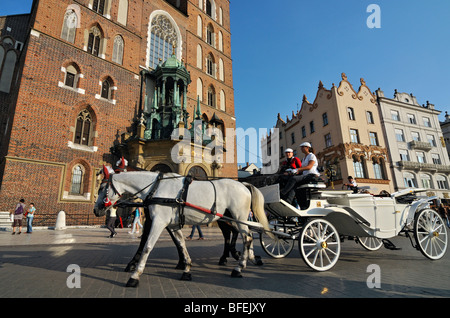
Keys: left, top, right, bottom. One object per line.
{"left": 87, "top": 26, "right": 102, "bottom": 56}
{"left": 61, "top": 10, "right": 77, "bottom": 43}
{"left": 291, "top": 132, "right": 295, "bottom": 145}
{"left": 347, "top": 107, "right": 355, "bottom": 120}
{"left": 207, "top": 85, "right": 216, "bottom": 107}
{"left": 416, "top": 152, "right": 426, "bottom": 163}
{"left": 373, "top": 159, "right": 384, "bottom": 179}
{"left": 206, "top": 0, "right": 213, "bottom": 17}
{"left": 206, "top": 53, "right": 215, "bottom": 76}
{"left": 112, "top": 35, "right": 124, "bottom": 65}
{"left": 399, "top": 149, "right": 410, "bottom": 161}
{"left": 64, "top": 65, "right": 78, "bottom": 88}
{"left": 423, "top": 117, "right": 431, "bottom": 127}
{"left": 301, "top": 126, "right": 306, "bottom": 138}
{"left": 206, "top": 24, "right": 215, "bottom": 47}
{"left": 366, "top": 111, "right": 374, "bottom": 124}
{"left": 74, "top": 109, "right": 92, "bottom": 146}
{"left": 420, "top": 174, "right": 432, "bottom": 189}
{"left": 427, "top": 134, "right": 436, "bottom": 147}
{"left": 391, "top": 110, "right": 400, "bottom": 121}
{"left": 437, "top": 175, "right": 448, "bottom": 190}
{"left": 350, "top": 129, "right": 359, "bottom": 143}
{"left": 322, "top": 112, "right": 328, "bottom": 126}
{"left": 324, "top": 133, "right": 332, "bottom": 148}
{"left": 395, "top": 129, "right": 405, "bottom": 142}
{"left": 411, "top": 131, "right": 420, "bottom": 142}
{"left": 404, "top": 172, "right": 417, "bottom": 188}
{"left": 101, "top": 78, "right": 113, "bottom": 99}
{"left": 407, "top": 114, "right": 416, "bottom": 124}
{"left": 369, "top": 132, "right": 378, "bottom": 146}
{"left": 149, "top": 14, "right": 178, "bottom": 69}
{"left": 92, "top": 0, "right": 106, "bottom": 15}
{"left": 309, "top": 121, "right": 315, "bottom": 134}
{"left": 353, "top": 156, "right": 366, "bottom": 178}
{"left": 70, "top": 165, "right": 84, "bottom": 194}
{"left": 431, "top": 153, "right": 441, "bottom": 165}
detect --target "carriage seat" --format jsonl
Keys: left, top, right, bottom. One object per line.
{"left": 296, "top": 176, "right": 326, "bottom": 190}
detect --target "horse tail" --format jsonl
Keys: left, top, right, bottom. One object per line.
{"left": 243, "top": 183, "right": 274, "bottom": 239}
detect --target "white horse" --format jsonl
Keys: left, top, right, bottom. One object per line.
{"left": 93, "top": 169, "right": 272, "bottom": 288}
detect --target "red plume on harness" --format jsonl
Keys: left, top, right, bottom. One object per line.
{"left": 103, "top": 165, "right": 114, "bottom": 180}
{"left": 118, "top": 156, "right": 126, "bottom": 169}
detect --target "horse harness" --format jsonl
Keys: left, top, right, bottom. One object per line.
{"left": 110, "top": 172, "right": 221, "bottom": 229}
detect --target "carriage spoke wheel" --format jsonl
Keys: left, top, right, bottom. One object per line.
{"left": 260, "top": 226, "right": 294, "bottom": 259}
{"left": 299, "top": 219, "right": 340, "bottom": 271}
{"left": 357, "top": 236, "right": 383, "bottom": 251}
{"left": 414, "top": 209, "right": 448, "bottom": 260}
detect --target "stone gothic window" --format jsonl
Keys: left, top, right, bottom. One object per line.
{"left": 74, "top": 109, "right": 92, "bottom": 146}
{"left": 112, "top": 35, "right": 124, "bottom": 64}
{"left": 61, "top": 10, "right": 77, "bottom": 43}
{"left": 87, "top": 26, "right": 102, "bottom": 56}
{"left": 149, "top": 15, "right": 178, "bottom": 69}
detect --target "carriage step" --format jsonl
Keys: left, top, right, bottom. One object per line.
{"left": 382, "top": 239, "right": 402, "bottom": 251}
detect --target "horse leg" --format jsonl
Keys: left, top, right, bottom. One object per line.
{"left": 125, "top": 209, "right": 151, "bottom": 272}
{"left": 171, "top": 229, "right": 193, "bottom": 280}
{"left": 231, "top": 231, "right": 252, "bottom": 278}
{"left": 218, "top": 221, "right": 232, "bottom": 265}
{"left": 125, "top": 211, "right": 187, "bottom": 272}
{"left": 229, "top": 226, "right": 241, "bottom": 261}
{"left": 126, "top": 218, "right": 167, "bottom": 288}
{"left": 168, "top": 228, "right": 188, "bottom": 270}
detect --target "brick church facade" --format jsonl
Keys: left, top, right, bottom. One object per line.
{"left": 0, "top": 0, "right": 236, "bottom": 226}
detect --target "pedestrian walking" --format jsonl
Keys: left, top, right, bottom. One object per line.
{"left": 186, "top": 225, "right": 204, "bottom": 240}
{"left": 26, "top": 203, "right": 36, "bottom": 233}
{"left": 11, "top": 199, "right": 26, "bottom": 235}
{"left": 128, "top": 207, "right": 143, "bottom": 235}
{"left": 106, "top": 207, "right": 117, "bottom": 238}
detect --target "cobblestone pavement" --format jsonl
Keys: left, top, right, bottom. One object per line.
{"left": 0, "top": 226, "right": 449, "bottom": 300}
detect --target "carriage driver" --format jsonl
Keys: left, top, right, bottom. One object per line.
{"left": 279, "top": 148, "right": 302, "bottom": 175}
{"left": 280, "top": 142, "right": 320, "bottom": 205}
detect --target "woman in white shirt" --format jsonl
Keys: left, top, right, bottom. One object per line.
{"left": 280, "top": 142, "right": 320, "bottom": 204}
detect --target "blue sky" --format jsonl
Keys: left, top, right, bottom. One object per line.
{"left": 230, "top": 0, "right": 450, "bottom": 164}
{"left": 2, "top": 0, "right": 450, "bottom": 166}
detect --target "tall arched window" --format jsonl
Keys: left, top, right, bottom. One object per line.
{"left": 101, "top": 77, "right": 113, "bottom": 99}
{"left": 61, "top": 10, "right": 78, "bottom": 43}
{"left": 149, "top": 14, "right": 178, "bottom": 69}
{"left": 92, "top": 0, "right": 106, "bottom": 14}
{"left": 206, "top": 24, "right": 214, "bottom": 47}
{"left": 74, "top": 109, "right": 92, "bottom": 146}
{"left": 352, "top": 155, "right": 366, "bottom": 179}
{"left": 87, "top": 26, "right": 102, "bottom": 56}
{"left": 207, "top": 85, "right": 216, "bottom": 108}
{"left": 70, "top": 165, "right": 84, "bottom": 194}
{"left": 112, "top": 35, "right": 124, "bottom": 64}
{"left": 206, "top": 53, "right": 215, "bottom": 76}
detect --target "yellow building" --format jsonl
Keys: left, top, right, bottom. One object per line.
{"left": 267, "top": 73, "right": 394, "bottom": 193}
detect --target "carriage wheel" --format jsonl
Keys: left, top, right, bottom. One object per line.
{"left": 299, "top": 219, "right": 341, "bottom": 271}
{"left": 357, "top": 236, "right": 383, "bottom": 251}
{"left": 414, "top": 209, "right": 448, "bottom": 260}
{"left": 260, "top": 227, "right": 294, "bottom": 259}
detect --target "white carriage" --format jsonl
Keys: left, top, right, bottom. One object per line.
{"left": 255, "top": 181, "right": 448, "bottom": 271}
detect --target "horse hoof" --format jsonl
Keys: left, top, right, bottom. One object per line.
{"left": 126, "top": 278, "right": 139, "bottom": 288}
{"left": 175, "top": 262, "right": 186, "bottom": 270}
{"left": 124, "top": 263, "right": 135, "bottom": 272}
{"left": 231, "top": 251, "right": 241, "bottom": 261}
{"left": 255, "top": 256, "right": 263, "bottom": 266}
{"left": 180, "top": 273, "right": 192, "bottom": 281}
{"left": 231, "top": 269, "right": 243, "bottom": 278}
{"left": 219, "top": 257, "right": 227, "bottom": 266}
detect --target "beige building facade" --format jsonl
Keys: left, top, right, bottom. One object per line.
{"left": 265, "top": 73, "right": 393, "bottom": 193}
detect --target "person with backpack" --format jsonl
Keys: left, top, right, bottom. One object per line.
{"left": 11, "top": 199, "right": 26, "bottom": 235}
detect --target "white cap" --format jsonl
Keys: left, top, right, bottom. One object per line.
{"left": 285, "top": 148, "right": 294, "bottom": 153}
{"left": 299, "top": 142, "right": 311, "bottom": 148}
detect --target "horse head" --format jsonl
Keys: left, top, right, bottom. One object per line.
{"left": 93, "top": 165, "right": 120, "bottom": 217}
